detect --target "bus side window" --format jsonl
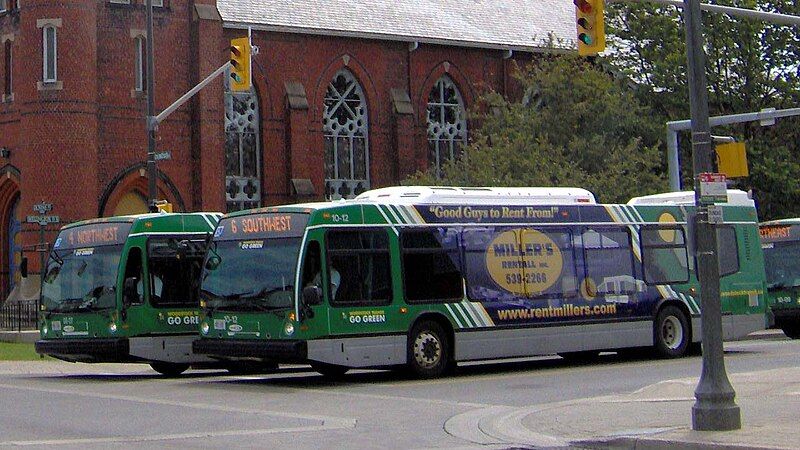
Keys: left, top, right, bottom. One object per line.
{"left": 401, "top": 228, "right": 463, "bottom": 303}
{"left": 717, "top": 226, "right": 739, "bottom": 277}
{"left": 327, "top": 229, "right": 392, "bottom": 305}
{"left": 582, "top": 227, "right": 637, "bottom": 294}
{"left": 640, "top": 226, "right": 690, "bottom": 284}
{"left": 124, "top": 247, "right": 144, "bottom": 305}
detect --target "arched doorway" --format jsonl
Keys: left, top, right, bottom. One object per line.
{"left": 5, "top": 194, "right": 20, "bottom": 298}
{"left": 112, "top": 190, "right": 149, "bottom": 216}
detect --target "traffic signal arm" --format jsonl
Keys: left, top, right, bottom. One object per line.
{"left": 575, "top": 0, "right": 605, "bottom": 56}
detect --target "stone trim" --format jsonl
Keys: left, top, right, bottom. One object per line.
{"left": 130, "top": 28, "right": 145, "bottom": 39}
{"left": 285, "top": 81, "right": 309, "bottom": 110}
{"left": 36, "top": 18, "right": 62, "bottom": 29}
{"left": 194, "top": 4, "right": 221, "bottom": 21}
{"left": 391, "top": 88, "right": 413, "bottom": 115}
{"left": 37, "top": 81, "right": 63, "bottom": 91}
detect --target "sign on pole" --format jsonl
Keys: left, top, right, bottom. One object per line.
{"left": 698, "top": 172, "right": 728, "bottom": 204}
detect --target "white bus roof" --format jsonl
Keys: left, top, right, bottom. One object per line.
{"left": 354, "top": 186, "right": 597, "bottom": 205}
{"left": 627, "top": 190, "right": 754, "bottom": 207}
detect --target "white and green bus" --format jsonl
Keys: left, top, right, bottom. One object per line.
{"left": 759, "top": 219, "right": 800, "bottom": 338}
{"left": 194, "top": 187, "right": 768, "bottom": 378}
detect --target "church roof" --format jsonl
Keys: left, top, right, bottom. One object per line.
{"left": 217, "top": 0, "right": 576, "bottom": 52}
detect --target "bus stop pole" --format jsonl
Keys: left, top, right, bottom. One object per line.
{"left": 683, "top": 0, "right": 741, "bottom": 431}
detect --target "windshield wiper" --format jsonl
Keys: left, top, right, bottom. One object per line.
{"left": 768, "top": 282, "right": 788, "bottom": 291}
{"left": 49, "top": 249, "right": 64, "bottom": 266}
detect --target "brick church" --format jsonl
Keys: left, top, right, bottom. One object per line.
{"left": 0, "top": 0, "right": 573, "bottom": 297}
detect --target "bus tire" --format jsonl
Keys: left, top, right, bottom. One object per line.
{"left": 311, "top": 362, "right": 349, "bottom": 379}
{"left": 654, "top": 305, "right": 690, "bottom": 358}
{"left": 407, "top": 320, "right": 451, "bottom": 378}
{"left": 150, "top": 362, "right": 190, "bottom": 377}
{"left": 781, "top": 323, "right": 800, "bottom": 339}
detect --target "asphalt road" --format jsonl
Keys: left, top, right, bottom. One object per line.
{"left": 0, "top": 334, "right": 796, "bottom": 449}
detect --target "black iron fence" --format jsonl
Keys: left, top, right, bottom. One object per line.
{"left": 0, "top": 300, "right": 38, "bottom": 331}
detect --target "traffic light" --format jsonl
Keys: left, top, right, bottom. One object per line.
{"left": 229, "top": 37, "right": 252, "bottom": 92}
{"left": 574, "top": 0, "right": 605, "bottom": 56}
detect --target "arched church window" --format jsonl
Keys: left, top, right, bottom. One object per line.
{"left": 323, "top": 69, "right": 369, "bottom": 200}
{"left": 224, "top": 75, "right": 261, "bottom": 212}
{"left": 426, "top": 75, "right": 467, "bottom": 178}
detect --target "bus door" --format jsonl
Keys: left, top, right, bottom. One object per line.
{"left": 122, "top": 237, "right": 206, "bottom": 338}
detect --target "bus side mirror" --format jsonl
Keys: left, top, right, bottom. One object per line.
{"left": 302, "top": 285, "right": 322, "bottom": 306}
{"left": 123, "top": 277, "right": 138, "bottom": 307}
{"left": 205, "top": 256, "right": 221, "bottom": 271}
{"left": 20, "top": 257, "right": 27, "bottom": 279}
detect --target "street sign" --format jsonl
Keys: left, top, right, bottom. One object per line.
{"left": 154, "top": 151, "right": 172, "bottom": 161}
{"left": 33, "top": 202, "right": 53, "bottom": 214}
{"left": 26, "top": 215, "right": 60, "bottom": 226}
{"left": 698, "top": 172, "right": 728, "bottom": 204}
{"left": 707, "top": 205, "right": 724, "bottom": 224}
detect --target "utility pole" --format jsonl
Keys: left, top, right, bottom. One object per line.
{"left": 682, "top": 0, "right": 741, "bottom": 431}
{"left": 145, "top": 0, "right": 158, "bottom": 212}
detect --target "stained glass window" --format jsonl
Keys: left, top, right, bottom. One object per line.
{"left": 427, "top": 76, "right": 467, "bottom": 178}
{"left": 323, "top": 69, "right": 369, "bottom": 200}
{"left": 224, "top": 75, "right": 261, "bottom": 212}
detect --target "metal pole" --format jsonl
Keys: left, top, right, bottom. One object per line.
{"left": 683, "top": 0, "right": 741, "bottom": 431}
{"left": 667, "top": 127, "right": 680, "bottom": 191}
{"left": 615, "top": 0, "right": 800, "bottom": 26}
{"left": 146, "top": 0, "right": 158, "bottom": 212}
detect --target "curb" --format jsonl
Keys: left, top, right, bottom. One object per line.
{"left": 576, "top": 436, "right": 791, "bottom": 450}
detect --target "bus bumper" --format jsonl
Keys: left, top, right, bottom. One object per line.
{"left": 35, "top": 338, "right": 131, "bottom": 363}
{"left": 193, "top": 338, "right": 307, "bottom": 363}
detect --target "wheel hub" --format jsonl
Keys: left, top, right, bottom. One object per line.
{"left": 414, "top": 332, "right": 441, "bottom": 369}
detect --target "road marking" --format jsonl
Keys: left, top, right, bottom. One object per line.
{"left": 1, "top": 425, "right": 350, "bottom": 447}
{"left": 0, "top": 384, "right": 356, "bottom": 445}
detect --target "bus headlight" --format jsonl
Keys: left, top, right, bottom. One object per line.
{"left": 284, "top": 322, "right": 295, "bottom": 336}
{"left": 41, "top": 323, "right": 48, "bottom": 335}
{"left": 201, "top": 322, "right": 210, "bottom": 335}
{"left": 109, "top": 322, "right": 118, "bottom": 333}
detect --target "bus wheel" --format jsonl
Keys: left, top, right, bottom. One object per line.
{"left": 150, "top": 362, "right": 190, "bottom": 377}
{"left": 654, "top": 305, "right": 690, "bottom": 358}
{"left": 781, "top": 323, "right": 800, "bottom": 339}
{"left": 407, "top": 320, "right": 451, "bottom": 378}
{"left": 311, "top": 362, "right": 349, "bottom": 379}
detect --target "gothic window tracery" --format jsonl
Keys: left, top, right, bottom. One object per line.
{"left": 323, "top": 69, "right": 369, "bottom": 200}
{"left": 427, "top": 75, "right": 467, "bottom": 178}
{"left": 224, "top": 75, "right": 261, "bottom": 212}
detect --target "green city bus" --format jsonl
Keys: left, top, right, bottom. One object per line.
{"left": 194, "top": 187, "right": 768, "bottom": 378}
{"left": 759, "top": 219, "right": 800, "bottom": 338}
{"left": 35, "top": 212, "right": 223, "bottom": 376}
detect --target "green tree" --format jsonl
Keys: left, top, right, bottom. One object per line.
{"left": 405, "top": 55, "right": 667, "bottom": 204}
{"left": 607, "top": 0, "right": 800, "bottom": 219}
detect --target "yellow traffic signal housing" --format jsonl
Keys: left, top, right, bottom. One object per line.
{"left": 229, "top": 37, "right": 252, "bottom": 92}
{"left": 574, "top": 0, "right": 605, "bottom": 56}
{"left": 715, "top": 142, "right": 749, "bottom": 178}
{"left": 155, "top": 200, "right": 173, "bottom": 213}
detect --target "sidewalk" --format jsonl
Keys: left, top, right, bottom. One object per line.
{"left": 449, "top": 365, "right": 800, "bottom": 450}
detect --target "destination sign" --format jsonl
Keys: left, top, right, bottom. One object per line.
{"left": 214, "top": 213, "right": 308, "bottom": 240}
{"left": 54, "top": 222, "right": 133, "bottom": 250}
{"left": 759, "top": 225, "right": 795, "bottom": 242}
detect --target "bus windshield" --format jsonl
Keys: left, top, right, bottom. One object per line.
{"left": 763, "top": 241, "right": 800, "bottom": 290}
{"left": 201, "top": 237, "right": 301, "bottom": 312}
{"left": 41, "top": 245, "right": 123, "bottom": 313}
